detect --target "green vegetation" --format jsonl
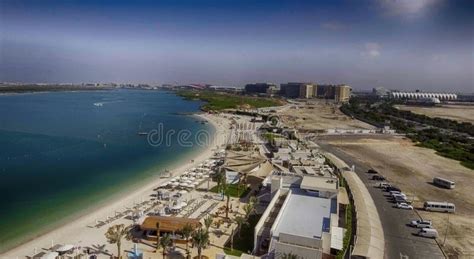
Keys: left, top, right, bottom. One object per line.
{"left": 336, "top": 201, "right": 353, "bottom": 259}
{"left": 209, "top": 183, "right": 251, "bottom": 198}
{"left": 224, "top": 214, "right": 262, "bottom": 256}
{"left": 263, "top": 132, "right": 277, "bottom": 142}
{"left": 176, "top": 90, "right": 283, "bottom": 111}
{"left": 341, "top": 97, "right": 474, "bottom": 170}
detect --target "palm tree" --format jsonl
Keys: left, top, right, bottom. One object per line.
{"left": 249, "top": 195, "right": 257, "bottom": 207}
{"left": 159, "top": 233, "right": 172, "bottom": 259}
{"left": 104, "top": 224, "right": 131, "bottom": 259}
{"left": 192, "top": 228, "right": 210, "bottom": 259}
{"left": 225, "top": 193, "right": 231, "bottom": 218}
{"left": 243, "top": 203, "right": 254, "bottom": 219}
{"left": 234, "top": 216, "right": 248, "bottom": 238}
{"left": 216, "top": 171, "right": 224, "bottom": 191}
{"left": 181, "top": 223, "right": 194, "bottom": 255}
{"left": 155, "top": 222, "right": 161, "bottom": 253}
{"left": 204, "top": 215, "right": 213, "bottom": 231}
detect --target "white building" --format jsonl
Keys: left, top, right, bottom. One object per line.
{"left": 390, "top": 92, "right": 457, "bottom": 100}
{"left": 254, "top": 175, "right": 341, "bottom": 258}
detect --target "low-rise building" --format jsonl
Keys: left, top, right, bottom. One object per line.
{"left": 254, "top": 174, "right": 340, "bottom": 258}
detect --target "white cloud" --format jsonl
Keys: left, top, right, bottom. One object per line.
{"left": 377, "top": 0, "right": 441, "bottom": 18}
{"left": 362, "top": 42, "right": 381, "bottom": 58}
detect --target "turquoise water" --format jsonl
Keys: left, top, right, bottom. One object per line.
{"left": 0, "top": 89, "right": 212, "bottom": 252}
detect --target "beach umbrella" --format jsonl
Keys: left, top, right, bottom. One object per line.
{"left": 189, "top": 172, "right": 196, "bottom": 176}
{"left": 196, "top": 173, "right": 204, "bottom": 178}
{"left": 56, "top": 244, "right": 74, "bottom": 253}
{"left": 171, "top": 203, "right": 183, "bottom": 210}
{"left": 40, "top": 252, "right": 59, "bottom": 259}
{"left": 179, "top": 190, "right": 188, "bottom": 195}
{"left": 170, "top": 182, "right": 179, "bottom": 187}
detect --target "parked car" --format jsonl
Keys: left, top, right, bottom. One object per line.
{"left": 372, "top": 175, "right": 386, "bottom": 181}
{"left": 418, "top": 228, "right": 438, "bottom": 238}
{"left": 367, "top": 169, "right": 378, "bottom": 174}
{"left": 410, "top": 220, "right": 432, "bottom": 228}
{"left": 389, "top": 190, "right": 404, "bottom": 195}
{"left": 395, "top": 195, "right": 409, "bottom": 200}
{"left": 393, "top": 196, "right": 410, "bottom": 204}
{"left": 386, "top": 186, "right": 401, "bottom": 192}
{"left": 378, "top": 182, "right": 391, "bottom": 188}
{"left": 396, "top": 202, "right": 413, "bottom": 210}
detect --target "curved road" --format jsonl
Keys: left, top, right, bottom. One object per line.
{"left": 318, "top": 140, "right": 445, "bottom": 259}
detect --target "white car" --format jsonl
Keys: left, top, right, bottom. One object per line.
{"left": 410, "top": 219, "right": 432, "bottom": 228}
{"left": 418, "top": 228, "right": 438, "bottom": 238}
{"left": 396, "top": 203, "right": 413, "bottom": 210}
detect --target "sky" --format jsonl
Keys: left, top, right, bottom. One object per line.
{"left": 0, "top": 0, "right": 473, "bottom": 92}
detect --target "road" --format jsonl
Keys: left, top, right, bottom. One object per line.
{"left": 317, "top": 141, "right": 445, "bottom": 259}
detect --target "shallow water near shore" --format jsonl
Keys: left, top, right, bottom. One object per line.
{"left": 0, "top": 89, "right": 213, "bottom": 252}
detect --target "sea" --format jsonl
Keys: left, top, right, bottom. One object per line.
{"left": 0, "top": 89, "right": 213, "bottom": 252}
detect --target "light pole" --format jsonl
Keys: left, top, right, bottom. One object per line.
{"left": 443, "top": 213, "right": 450, "bottom": 246}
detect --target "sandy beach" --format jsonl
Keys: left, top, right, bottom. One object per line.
{"left": 1, "top": 112, "right": 230, "bottom": 259}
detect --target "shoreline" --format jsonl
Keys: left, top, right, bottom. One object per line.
{"left": 0, "top": 112, "right": 229, "bottom": 258}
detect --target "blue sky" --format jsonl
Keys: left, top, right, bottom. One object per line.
{"left": 1, "top": 0, "right": 473, "bottom": 91}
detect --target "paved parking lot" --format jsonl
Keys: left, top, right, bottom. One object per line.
{"left": 319, "top": 143, "right": 445, "bottom": 259}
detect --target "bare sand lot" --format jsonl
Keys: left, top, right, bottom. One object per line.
{"left": 395, "top": 104, "right": 474, "bottom": 124}
{"left": 322, "top": 135, "right": 474, "bottom": 258}
{"left": 279, "top": 100, "right": 374, "bottom": 131}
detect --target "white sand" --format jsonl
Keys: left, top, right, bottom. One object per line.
{"left": 1, "top": 113, "right": 230, "bottom": 258}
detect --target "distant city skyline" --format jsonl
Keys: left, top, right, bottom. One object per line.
{"left": 1, "top": 0, "right": 473, "bottom": 92}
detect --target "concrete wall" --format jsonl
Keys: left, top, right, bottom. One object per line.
{"left": 274, "top": 241, "right": 322, "bottom": 259}
{"left": 254, "top": 189, "right": 282, "bottom": 252}
{"left": 279, "top": 232, "right": 322, "bottom": 248}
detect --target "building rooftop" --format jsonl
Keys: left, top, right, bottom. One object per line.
{"left": 140, "top": 216, "right": 201, "bottom": 232}
{"left": 273, "top": 190, "right": 332, "bottom": 239}
{"left": 300, "top": 175, "right": 338, "bottom": 192}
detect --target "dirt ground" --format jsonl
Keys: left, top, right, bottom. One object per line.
{"left": 324, "top": 136, "right": 474, "bottom": 258}
{"left": 279, "top": 100, "right": 375, "bottom": 131}
{"left": 395, "top": 104, "right": 474, "bottom": 124}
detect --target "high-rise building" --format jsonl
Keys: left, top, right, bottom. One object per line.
{"left": 334, "top": 85, "right": 352, "bottom": 102}
{"left": 245, "top": 83, "right": 276, "bottom": 94}
{"left": 281, "top": 82, "right": 315, "bottom": 98}
{"left": 315, "top": 84, "right": 336, "bottom": 99}
{"left": 299, "top": 84, "right": 314, "bottom": 98}
{"left": 313, "top": 84, "right": 351, "bottom": 102}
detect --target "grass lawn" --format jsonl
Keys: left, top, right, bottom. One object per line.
{"left": 176, "top": 90, "right": 283, "bottom": 111}
{"left": 209, "top": 184, "right": 251, "bottom": 198}
{"left": 224, "top": 214, "right": 262, "bottom": 256}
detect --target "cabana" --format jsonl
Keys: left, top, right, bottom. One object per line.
{"left": 140, "top": 216, "right": 201, "bottom": 242}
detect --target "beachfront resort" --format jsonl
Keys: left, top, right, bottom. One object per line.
{"left": 6, "top": 108, "right": 360, "bottom": 259}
